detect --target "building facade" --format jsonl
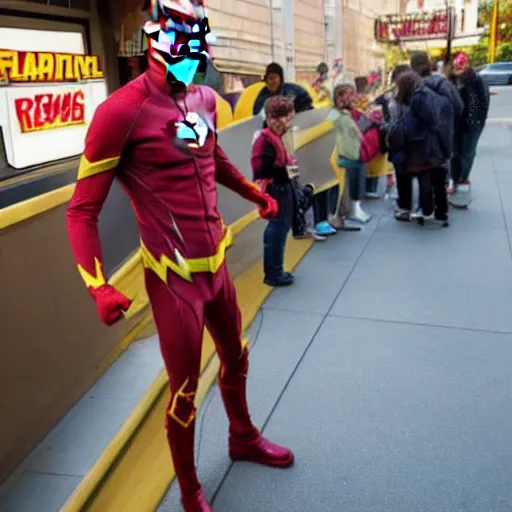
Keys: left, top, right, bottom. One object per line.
{"left": 294, "top": 0, "right": 327, "bottom": 80}
{"left": 205, "top": 0, "right": 327, "bottom": 84}
{"left": 0, "top": 0, "right": 410, "bottom": 187}
{"left": 342, "top": 0, "right": 403, "bottom": 79}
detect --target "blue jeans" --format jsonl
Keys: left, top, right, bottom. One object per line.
{"left": 337, "top": 157, "right": 366, "bottom": 201}
{"left": 263, "top": 219, "right": 290, "bottom": 280}
{"left": 451, "top": 126, "right": 484, "bottom": 184}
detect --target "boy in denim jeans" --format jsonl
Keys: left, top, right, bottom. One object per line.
{"left": 251, "top": 96, "right": 315, "bottom": 287}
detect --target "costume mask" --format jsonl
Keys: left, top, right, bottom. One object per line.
{"left": 453, "top": 52, "right": 470, "bottom": 75}
{"left": 144, "top": 0, "right": 211, "bottom": 86}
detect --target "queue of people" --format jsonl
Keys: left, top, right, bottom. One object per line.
{"left": 384, "top": 51, "right": 489, "bottom": 220}
{"left": 251, "top": 51, "right": 490, "bottom": 287}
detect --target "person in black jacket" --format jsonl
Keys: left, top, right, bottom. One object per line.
{"left": 388, "top": 71, "right": 451, "bottom": 226}
{"left": 375, "top": 64, "right": 413, "bottom": 220}
{"left": 449, "top": 52, "right": 489, "bottom": 207}
{"left": 410, "top": 51, "right": 464, "bottom": 206}
{"left": 253, "top": 63, "right": 314, "bottom": 116}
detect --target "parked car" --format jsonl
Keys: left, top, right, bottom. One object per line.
{"left": 478, "top": 62, "right": 512, "bottom": 86}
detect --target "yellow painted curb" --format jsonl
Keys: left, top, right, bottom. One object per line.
{"left": 60, "top": 236, "right": 314, "bottom": 512}
{"left": 0, "top": 183, "right": 75, "bottom": 230}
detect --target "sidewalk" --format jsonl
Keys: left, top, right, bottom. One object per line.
{"left": 2, "top": 89, "right": 511, "bottom": 512}
{"left": 159, "top": 99, "right": 512, "bottom": 511}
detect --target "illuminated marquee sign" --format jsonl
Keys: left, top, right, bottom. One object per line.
{"left": 374, "top": 10, "right": 449, "bottom": 43}
{"left": 0, "top": 49, "right": 104, "bottom": 83}
{"left": 15, "top": 90, "right": 85, "bottom": 133}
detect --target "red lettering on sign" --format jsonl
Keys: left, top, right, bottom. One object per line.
{"left": 61, "top": 93, "right": 71, "bottom": 123}
{"left": 375, "top": 10, "right": 449, "bottom": 42}
{"left": 71, "top": 90, "right": 85, "bottom": 122}
{"left": 15, "top": 98, "right": 34, "bottom": 132}
{"left": 14, "top": 90, "right": 86, "bottom": 133}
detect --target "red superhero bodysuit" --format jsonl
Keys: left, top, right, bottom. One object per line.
{"left": 66, "top": 2, "right": 294, "bottom": 510}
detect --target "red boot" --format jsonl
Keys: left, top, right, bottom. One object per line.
{"left": 182, "top": 488, "right": 212, "bottom": 512}
{"left": 219, "top": 346, "right": 294, "bottom": 469}
{"left": 229, "top": 431, "right": 294, "bottom": 468}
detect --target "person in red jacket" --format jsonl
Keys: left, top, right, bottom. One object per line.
{"left": 66, "top": 1, "right": 293, "bottom": 510}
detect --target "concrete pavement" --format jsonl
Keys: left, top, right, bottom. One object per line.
{"left": 158, "top": 87, "right": 512, "bottom": 512}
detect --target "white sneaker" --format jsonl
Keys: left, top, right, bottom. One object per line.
{"left": 349, "top": 201, "right": 372, "bottom": 224}
{"left": 410, "top": 210, "right": 434, "bottom": 226}
{"left": 306, "top": 228, "right": 327, "bottom": 241}
{"left": 385, "top": 184, "right": 398, "bottom": 201}
{"left": 449, "top": 183, "right": 472, "bottom": 209}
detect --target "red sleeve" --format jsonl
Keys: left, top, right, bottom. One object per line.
{"left": 66, "top": 89, "right": 142, "bottom": 292}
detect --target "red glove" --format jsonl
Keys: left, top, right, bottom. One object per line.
{"left": 90, "top": 285, "right": 132, "bottom": 326}
{"left": 258, "top": 194, "right": 279, "bottom": 220}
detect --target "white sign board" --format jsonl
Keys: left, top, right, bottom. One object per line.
{"left": 0, "top": 27, "right": 108, "bottom": 170}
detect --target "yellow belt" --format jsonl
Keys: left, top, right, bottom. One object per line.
{"left": 140, "top": 228, "right": 233, "bottom": 284}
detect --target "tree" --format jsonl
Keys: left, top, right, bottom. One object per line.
{"left": 497, "top": 42, "right": 512, "bottom": 60}
{"left": 385, "top": 45, "right": 408, "bottom": 73}
{"left": 479, "top": 0, "right": 512, "bottom": 43}
{"left": 470, "top": 39, "right": 491, "bottom": 66}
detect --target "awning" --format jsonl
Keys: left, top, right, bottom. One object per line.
{"left": 212, "top": 59, "right": 265, "bottom": 77}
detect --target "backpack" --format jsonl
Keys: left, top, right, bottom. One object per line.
{"left": 434, "top": 93, "right": 453, "bottom": 160}
{"left": 423, "top": 83, "right": 454, "bottom": 160}
{"left": 424, "top": 75, "right": 463, "bottom": 158}
{"left": 404, "top": 85, "right": 451, "bottom": 167}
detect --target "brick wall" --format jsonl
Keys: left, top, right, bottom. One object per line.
{"left": 294, "top": 0, "right": 326, "bottom": 72}
{"left": 206, "top": 0, "right": 272, "bottom": 74}
{"left": 342, "top": 0, "right": 401, "bottom": 77}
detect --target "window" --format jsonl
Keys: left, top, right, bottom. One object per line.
{"left": 489, "top": 63, "right": 512, "bottom": 70}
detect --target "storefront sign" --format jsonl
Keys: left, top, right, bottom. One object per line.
{"left": 14, "top": 89, "right": 85, "bottom": 133}
{"left": 0, "top": 50, "right": 104, "bottom": 83}
{"left": 374, "top": 10, "right": 449, "bottom": 42}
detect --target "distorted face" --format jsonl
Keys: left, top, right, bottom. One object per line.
{"left": 144, "top": 0, "right": 211, "bottom": 86}
{"left": 266, "top": 110, "right": 295, "bottom": 137}
{"left": 335, "top": 86, "right": 356, "bottom": 110}
{"left": 453, "top": 53, "right": 470, "bottom": 76}
{"left": 266, "top": 72, "right": 282, "bottom": 94}
{"left": 281, "top": 111, "right": 295, "bottom": 132}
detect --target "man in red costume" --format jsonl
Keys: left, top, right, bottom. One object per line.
{"left": 66, "top": 1, "right": 294, "bottom": 510}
